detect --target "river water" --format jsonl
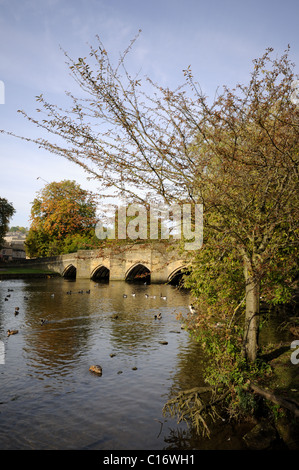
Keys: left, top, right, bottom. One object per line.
{"left": 0, "top": 277, "right": 251, "bottom": 450}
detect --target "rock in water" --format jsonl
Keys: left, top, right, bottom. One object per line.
{"left": 89, "top": 365, "right": 103, "bottom": 376}
{"left": 243, "top": 420, "right": 277, "bottom": 450}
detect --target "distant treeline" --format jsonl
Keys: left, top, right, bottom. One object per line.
{"left": 8, "top": 226, "right": 28, "bottom": 234}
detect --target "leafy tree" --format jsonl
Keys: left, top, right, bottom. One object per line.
{"left": 26, "top": 180, "right": 98, "bottom": 257}
{"left": 0, "top": 198, "right": 15, "bottom": 247}
{"left": 185, "top": 49, "right": 299, "bottom": 362}
{"left": 2, "top": 36, "right": 299, "bottom": 364}
{"left": 60, "top": 232, "right": 100, "bottom": 254}
{"left": 8, "top": 226, "right": 28, "bottom": 234}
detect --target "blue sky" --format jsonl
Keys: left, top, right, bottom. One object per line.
{"left": 0, "top": 0, "right": 298, "bottom": 227}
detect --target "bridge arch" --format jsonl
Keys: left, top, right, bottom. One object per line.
{"left": 90, "top": 265, "right": 110, "bottom": 281}
{"left": 62, "top": 264, "right": 77, "bottom": 279}
{"left": 125, "top": 263, "right": 151, "bottom": 283}
{"left": 168, "top": 266, "right": 189, "bottom": 286}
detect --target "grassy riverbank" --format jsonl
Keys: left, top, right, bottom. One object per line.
{"left": 0, "top": 267, "right": 60, "bottom": 279}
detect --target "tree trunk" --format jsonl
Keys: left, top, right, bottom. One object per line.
{"left": 249, "top": 383, "right": 299, "bottom": 418}
{"left": 243, "top": 263, "right": 260, "bottom": 362}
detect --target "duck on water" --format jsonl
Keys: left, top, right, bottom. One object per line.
{"left": 7, "top": 329, "right": 18, "bottom": 336}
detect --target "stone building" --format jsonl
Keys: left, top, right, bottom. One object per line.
{"left": 0, "top": 232, "right": 27, "bottom": 261}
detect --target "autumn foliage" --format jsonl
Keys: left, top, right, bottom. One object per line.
{"left": 26, "top": 180, "right": 99, "bottom": 257}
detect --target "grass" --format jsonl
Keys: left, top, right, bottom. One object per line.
{"left": 0, "top": 267, "right": 59, "bottom": 276}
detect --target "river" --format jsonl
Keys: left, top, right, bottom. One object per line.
{"left": 0, "top": 276, "right": 251, "bottom": 450}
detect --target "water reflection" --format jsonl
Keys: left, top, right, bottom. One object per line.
{"left": 1, "top": 277, "right": 211, "bottom": 450}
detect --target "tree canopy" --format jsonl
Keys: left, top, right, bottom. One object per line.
{"left": 26, "top": 180, "right": 99, "bottom": 257}
{"left": 0, "top": 198, "right": 15, "bottom": 247}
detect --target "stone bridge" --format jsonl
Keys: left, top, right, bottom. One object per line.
{"left": 27, "top": 243, "right": 190, "bottom": 284}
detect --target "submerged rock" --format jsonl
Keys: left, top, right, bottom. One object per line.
{"left": 89, "top": 365, "right": 103, "bottom": 376}
{"left": 275, "top": 416, "right": 299, "bottom": 449}
{"left": 243, "top": 419, "right": 278, "bottom": 450}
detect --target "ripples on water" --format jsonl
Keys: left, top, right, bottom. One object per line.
{"left": 0, "top": 277, "right": 211, "bottom": 450}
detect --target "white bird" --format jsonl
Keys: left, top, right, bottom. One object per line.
{"left": 189, "top": 304, "right": 196, "bottom": 314}
{"left": 160, "top": 294, "right": 167, "bottom": 300}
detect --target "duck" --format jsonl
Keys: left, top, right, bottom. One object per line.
{"left": 145, "top": 294, "right": 149, "bottom": 298}
{"left": 24, "top": 296, "right": 29, "bottom": 300}
{"left": 40, "top": 319, "right": 49, "bottom": 325}
{"left": 123, "top": 294, "right": 127, "bottom": 298}
{"left": 189, "top": 304, "right": 196, "bottom": 314}
{"left": 154, "top": 313, "right": 162, "bottom": 320}
{"left": 7, "top": 329, "right": 18, "bottom": 336}
{"left": 14, "top": 308, "right": 20, "bottom": 316}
